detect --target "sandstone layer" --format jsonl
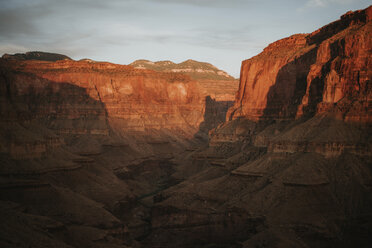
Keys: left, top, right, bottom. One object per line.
{"left": 130, "top": 59, "right": 239, "bottom": 102}
{"left": 131, "top": 59, "right": 240, "bottom": 137}
{"left": 0, "top": 56, "right": 208, "bottom": 247}
{"left": 228, "top": 6, "right": 371, "bottom": 123}
{"left": 144, "top": 6, "right": 372, "bottom": 248}
{"left": 0, "top": 6, "right": 371, "bottom": 248}
{"left": 2, "top": 59, "right": 204, "bottom": 134}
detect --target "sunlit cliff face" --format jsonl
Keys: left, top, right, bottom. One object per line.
{"left": 0, "top": 6, "right": 371, "bottom": 248}
{"left": 228, "top": 6, "right": 372, "bottom": 123}
{"left": 0, "top": 59, "right": 205, "bottom": 137}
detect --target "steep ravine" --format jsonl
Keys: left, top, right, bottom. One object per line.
{"left": 0, "top": 6, "right": 371, "bottom": 248}
{"left": 140, "top": 6, "right": 372, "bottom": 248}
{"left": 0, "top": 55, "right": 239, "bottom": 247}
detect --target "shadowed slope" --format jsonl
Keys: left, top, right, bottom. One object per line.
{"left": 144, "top": 6, "right": 372, "bottom": 248}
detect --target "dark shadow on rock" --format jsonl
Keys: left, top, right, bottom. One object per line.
{"left": 0, "top": 68, "right": 136, "bottom": 246}
{"left": 259, "top": 47, "right": 320, "bottom": 122}
{"left": 261, "top": 35, "right": 361, "bottom": 123}
{"left": 0, "top": 67, "right": 111, "bottom": 136}
{"left": 194, "top": 95, "right": 234, "bottom": 141}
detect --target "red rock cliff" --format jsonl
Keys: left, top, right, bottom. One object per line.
{"left": 0, "top": 59, "right": 205, "bottom": 142}
{"left": 228, "top": 6, "right": 371, "bottom": 123}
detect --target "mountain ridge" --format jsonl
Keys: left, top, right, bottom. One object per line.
{"left": 2, "top": 51, "right": 72, "bottom": 61}
{"left": 130, "top": 59, "right": 236, "bottom": 81}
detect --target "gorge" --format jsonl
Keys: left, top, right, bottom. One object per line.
{"left": 0, "top": 5, "right": 371, "bottom": 248}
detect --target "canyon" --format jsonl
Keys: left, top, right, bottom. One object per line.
{"left": 0, "top": 5, "right": 371, "bottom": 248}
{"left": 0, "top": 53, "right": 237, "bottom": 247}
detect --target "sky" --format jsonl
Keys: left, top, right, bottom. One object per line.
{"left": 0, "top": 0, "right": 370, "bottom": 77}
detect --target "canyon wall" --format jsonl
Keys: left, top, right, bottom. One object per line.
{"left": 131, "top": 59, "right": 240, "bottom": 136}
{"left": 0, "top": 58, "right": 209, "bottom": 159}
{"left": 146, "top": 6, "right": 372, "bottom": 248}
{"left": 131, "top": 59, "right": 239, "bottom": 102}
{"left": 1, "top": 59, "right": 205, "bottom": 133}
{"left": 214, "top": 5, "right": 372, "bottom": 157}
{"left": 0, "top": 6, "right": 371, "bottom": 248}
{"left": 0, "top": 56, "right": 209, "bottom": 247}
{"left": 228, "top": 6, "right": 371, "bottom": 123}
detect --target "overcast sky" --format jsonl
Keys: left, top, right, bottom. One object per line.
{"left": 0, "top": 0, "right": 370, "bottom": 77}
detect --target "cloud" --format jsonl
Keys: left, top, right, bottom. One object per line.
{"left": 0, "top": 0, "right": 142, "bottom": 50}
{"left": 144, "top": 0, "right": 258, "bottom": 8}
{"left": 299, "top": 0, "right": 358, "bottom": 10}
{"left": 0, "top": 3, "right": 47, "bottom": 39}
{"left": 182, "top": 25, "right": 256, "bottom": 50}
{"left": 1, "top": 0, "right": 367, "bottom": 77}
{"left": 0, "top": 44, "right": 29, "bottom": 56}
{"left": 87, "top": 21, "right": 257, "bottom": 52}
{"left": 307, "top": 0, "right": 327, "bottom": 7}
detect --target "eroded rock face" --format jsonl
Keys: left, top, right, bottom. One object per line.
{"left": 0, "top": 56, "right": 209, "bottom": 247}
{"left": 228, "top": 6, "right": 372, "bottom": 123}
{"left": 130, "top": 59, "right": 235, "bottom": 81}
{"left": 0, "top": 59, "right": 205, "bottom": 136}
{"left": 145, "top": 6, "right": 372, "bottom": 248}
{"left": 222, "top": 6, "right": 372, "bottom": 158}
{"left": 216, "top": 5, "right": 372, "bottom": 158}
{"left": 1, "top": 6, "right": 371, "bottom": 248}
{"left": 130, "top": 59, "right": 239, "bottom": 101}
{"left": 0, "top": 58, "right": 211, "bottom": 164}
{"left": 130, "top": 59, "right": 239, "bottom": 137}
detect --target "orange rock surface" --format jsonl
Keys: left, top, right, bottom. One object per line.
{"left": 130, "top": 59, "right": 239, "bottom": 101}
{"left": 0, "top": 59, "right": 205, "bottom": 137}
{"left": 228, "top": 6, "right": 372, "bottom": 123}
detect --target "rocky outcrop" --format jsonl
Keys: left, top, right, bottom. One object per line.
{"left": 228, "top": 6, "right": 372, "bottom": 123}
{"left": 130, "top": 59, "right": 239, "bottom": 102}
{"left": 0, "top": 55, "right": 210, "bottom": 247}
{"left": 265, "top": 115, "right": 371, "bottom": 157}
{"left": 146, "top": 6, "right": 372, "bottom": 248}
{"left": 1, "top": 51, "right": 72, "bottom": 61}
{"left": 1, "top": 6, "right": 371, "bottom": 248}
{"left": 131, "top": 59, "right": 239, "bottom": 137}
{"left": 130, "top": 59, "right": 235, "bottom": 81}
{"left": 220, "top": 5, "right": 372, "bottom": 157}
{"left": 0, "top": 59, "right": 205, "bottom": 137}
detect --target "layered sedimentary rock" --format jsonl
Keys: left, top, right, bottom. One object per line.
{"left": 131, "top": 59, "right": 239, "bottom": 135}
{"left": 1, "top": 59, "right": 204, "bottom": 134}
{"left": 130, "top": 59, "right": 239, "bottom": 101}
{"left": 1, "top": 6, "right": 371, "bottom": 248}
{"left": 219, "top": 5, "right": 372, "bottom": 156}
{"left": 146, "top": 6, "right": 372, "bottom": 248}
{"left": 228, "top": 6, "right": 371, "bottom": 123}
{"left": 0, "top": 56, "right": 206, "bottom": 247}
{"left": 0, "top": 57, "right": 212, "bottom": 165}
{"left": 130, "top": 59, "right": 235, "bottom": 81}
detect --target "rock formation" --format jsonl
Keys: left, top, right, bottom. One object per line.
{"left": 143, "top": 6, "right": 372, "bottom": 248}
{"left": 0, "top": 51, "right": 244, "bottom": 247}
{"left": 130, "top": 59, "right": 239, "bottom": 102}
{"left": 0, "top": 5, "right": 371, "bottom": 248}
{"left": 0, "top": 56, "right": 207, "bottom": 247}
{"left": 228, "top": 6, "right": 371, "bottom": 122}
{"left": 130, "top": 59, "right": 235, "bottom": 81}
{"left": 2, "top": 51, "right": 72, "bottom": 61}
{"left": 1, "top": 58, "right": 206, "bottom": 134}
{"left": 131, "top": 59, "right": 239, "bottom": 137}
